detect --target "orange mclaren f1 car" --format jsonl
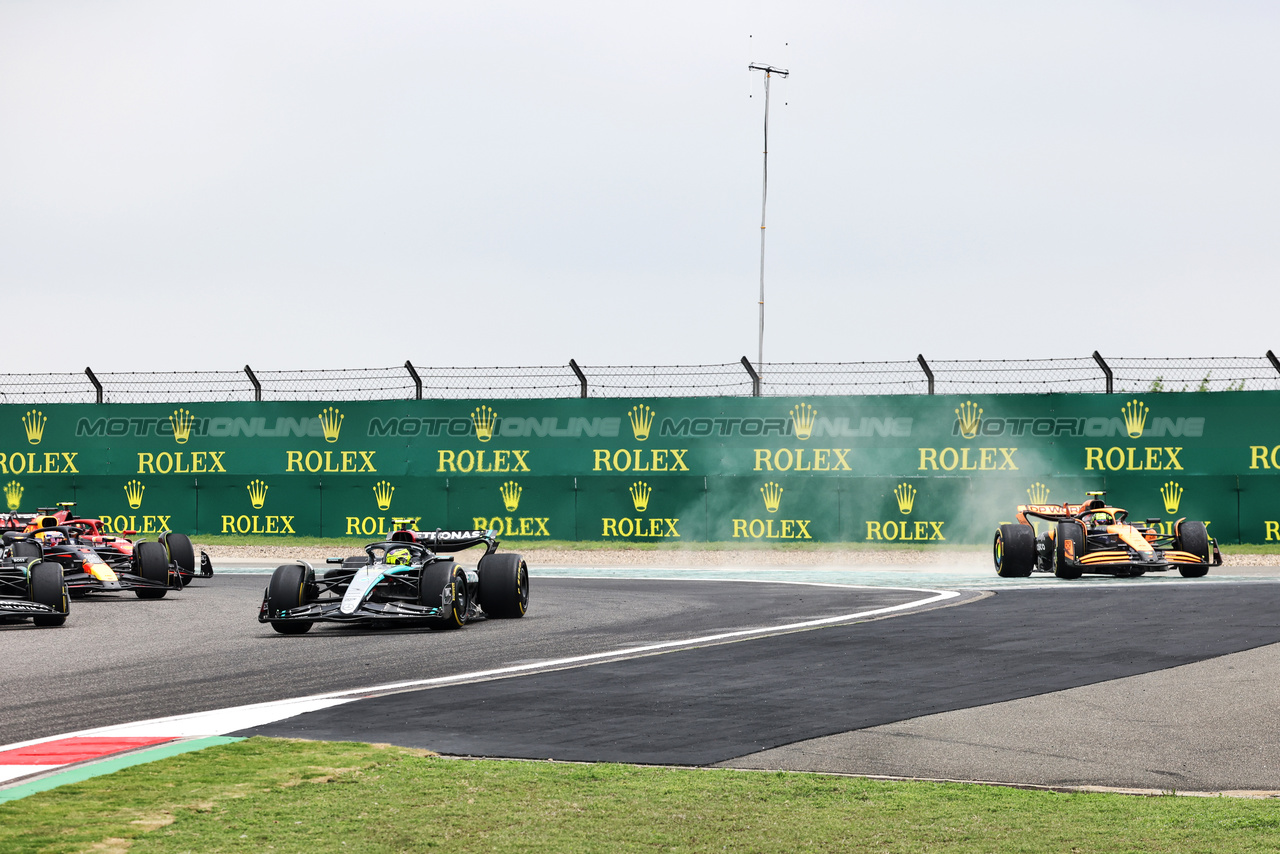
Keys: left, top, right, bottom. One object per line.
{"left": 993, "top": 491, "right": 1221, "bottom": 579}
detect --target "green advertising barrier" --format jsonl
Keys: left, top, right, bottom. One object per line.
{"left": 577, "top": 476, "right": 709, "bottom": 543}
{"left": 72, "top": 476, "right": 198, "bottom": 536}
{"left": 1237, "top": 475, "right": 1280, "bottom": 545}
{"left": 446, "top": 476, "right": 576, "bottom": 540}
{"left": 1, "top": 391, "right": 1277, "bottom": 543}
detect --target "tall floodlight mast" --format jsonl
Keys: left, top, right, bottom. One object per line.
{"left": 748, "top": 62, "right": 788, "bottom": 385}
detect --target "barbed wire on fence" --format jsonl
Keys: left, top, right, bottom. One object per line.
{"left": 0, "top": 353, "right": 1277, "bottom": 403}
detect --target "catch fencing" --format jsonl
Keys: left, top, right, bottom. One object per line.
{"left": 2, "top": 352, "right": 1279, "bottom": 404}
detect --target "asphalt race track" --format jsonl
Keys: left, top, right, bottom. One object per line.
{"left": 6, "top": 571, "right": 1280, "bottom": 792}
{"left": 237, "top": 585, "right": 1280, "bottom": 773}
{"left": 0, "top": 576, "right": 922, "bottom": 746}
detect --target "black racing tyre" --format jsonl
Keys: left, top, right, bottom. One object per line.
{"left": 160, "top": 532, "right": 196, "bottom": 582}
{"left": 993, "top": 525, "right": 1035, "bottom": 578}
{"left": 267, "top": 563, "right": 314, "bottom": 634}
{"left": 1177, "top": 521, "right": 1211, "bottom": 578}
{"left": 134, "top": 541, "right": 171, "bottom": 599}
{"left": 29, "top": 561, "right": 67, "bottom": 627}
{"left": 477, "top": 553, "right": 529, "bottom": 618}
{"left": 1055, "top": 521, "right": 1085, "bottom": 579}
{"left": 420, "top": 561, "right": 466, "bottom": 629}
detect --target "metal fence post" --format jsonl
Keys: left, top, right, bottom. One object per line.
{"left": 1268, "top": 350, "right": 1280, "bottom": 376}
{"left": 244, "top": 365, "right": 262, "bottom": 402}
{"left": 1092, "top": 351, "right": 1113, "bottom": 394}
{"left": 405, "top": 361, "right": 422, "bottom": 400}
{"left": 740, "top": 356, "right": 761, "bottom": 397}
{"left": 85, "top": 367, "right": 103, "bottom": 404}
{"left": 569, "top": 359, "right": 588, "bottom": 398}
{"left": 917, "top": 354, "right": 934, "bottom": 395}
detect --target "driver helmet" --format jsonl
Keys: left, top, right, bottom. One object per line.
{"left": 38, "top": 530, "right": 65, "bottom": 547}
{"left": 1091, "top": 512, "right": 1110, "bottom": 525}
{"left": 386, "top": 547, "right": 411, "bottom": 566}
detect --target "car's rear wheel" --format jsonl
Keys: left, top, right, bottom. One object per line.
{"left": 29, "top": 561, "right": 67, "bottom": 627}
{"left": 421, "top": 561, "right": 466, "bottom": 629}
{"left": 267, "top": 564, "right": 314, "bottom": 634}
{"left": 134, "top": 541, "right": 171, "bottom": 599}
{"left": 1177, "top": 521, "right": 1211, "bottom": 577}
{"left": 993, "top": 525, "right": 1035, "bottom": 578}
{"left": 160, "top": 532, "right": 196, "bottom": 583}
{"left": 1055, "top": 522, "right": 1085, "bottom": 579}
{"left": 478, "top": 553, "right": 529, "bottom": 617}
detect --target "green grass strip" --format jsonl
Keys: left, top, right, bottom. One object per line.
{"left": 0, "top": 737, "right": 244, "bottom": 806}
{"left": 3, "top": 737, "right": 1280, "bottom": 853}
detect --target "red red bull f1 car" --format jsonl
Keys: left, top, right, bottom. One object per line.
{"left": 1, "top": 504, "right": 213, "bottom": 591}
{"left": 993, "top": 492, "right": 1221, "bottom": 579}
{"left": 259, "top": 528, "right": 529, "bottom": 634}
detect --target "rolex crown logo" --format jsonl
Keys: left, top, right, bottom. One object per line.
{"left": 894, "top": 483, "right": 917, "bottom": 515}
{"left": 4, "top": 481, "right": 22, "bottom": 512}
{"left": 373, "top": 480, "right": 395, "bottom": 511}
{"left": 124, "top": 479, "right": 146, "bottom": 510}
{"left": 628, "top": 405, "right": 655, "bottom": 442}
{"left": 247, "top": 479, "right": 269, "bottom": 509}
{"left": 1122, "top": 399, "right": 1149, "bottom": 439}
{"left": 500, "top": 480, "right": 522, "bottom": 512}
{"left": 760, "top": 481, "right": 783, "bottom": 513}
{"left": 22, "top": 410, "right": 46, "bottom": 445}
{"left": 471, "top": 405, "right": 497, "bottom": 443}
{"left": 170, "top": 408, "right": 194, "bottom": 445}
{"left": 1160, "top": 481, "right": 1183, "bottom": 515}
{"left": 790, "top": 403, "right": 817, "bottom": 441}
{"left": 629, "top": 481, "right": 652, "bottom": 513}
{"left": 1026, "top": 482, "right": 1051, "bottom": 504}
{"left": 320, "top": 406, "right": 344, "bottom": 443}
{"left": 955, "top": 401, "right": 982, "bottom": 440}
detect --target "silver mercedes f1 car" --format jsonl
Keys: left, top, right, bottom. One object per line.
{"left": 258, "top": 528, "right": 529, "bottom": 634}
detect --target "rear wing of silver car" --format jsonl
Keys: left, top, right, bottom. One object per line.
{"left": 389, "top": 528, "right": 499, "bottom": 555}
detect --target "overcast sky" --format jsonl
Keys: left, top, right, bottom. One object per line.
{"left": 2, "top": 1, "right": 1277, "bottom": 374}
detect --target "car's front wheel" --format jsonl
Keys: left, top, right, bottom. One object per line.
{"left": 29, "top": 561, "right": 68, "bottom": 627}
{"left": 1176, "top": 521, "right": 1211, "bottom": 577}
{"left": 421, "top": 562, "right": 467, "bottom": 629}
{"left": 160, "top": 532, "right": 197, "bottom": 584}
{"left": 267, "top": 564, "right": 314, "bottom": 634}
{"left": 134, "top": 541, "right": 171, "bottom": 599}
{"left": 1055, "top": 522, "right": 1085, "bottom": 579}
